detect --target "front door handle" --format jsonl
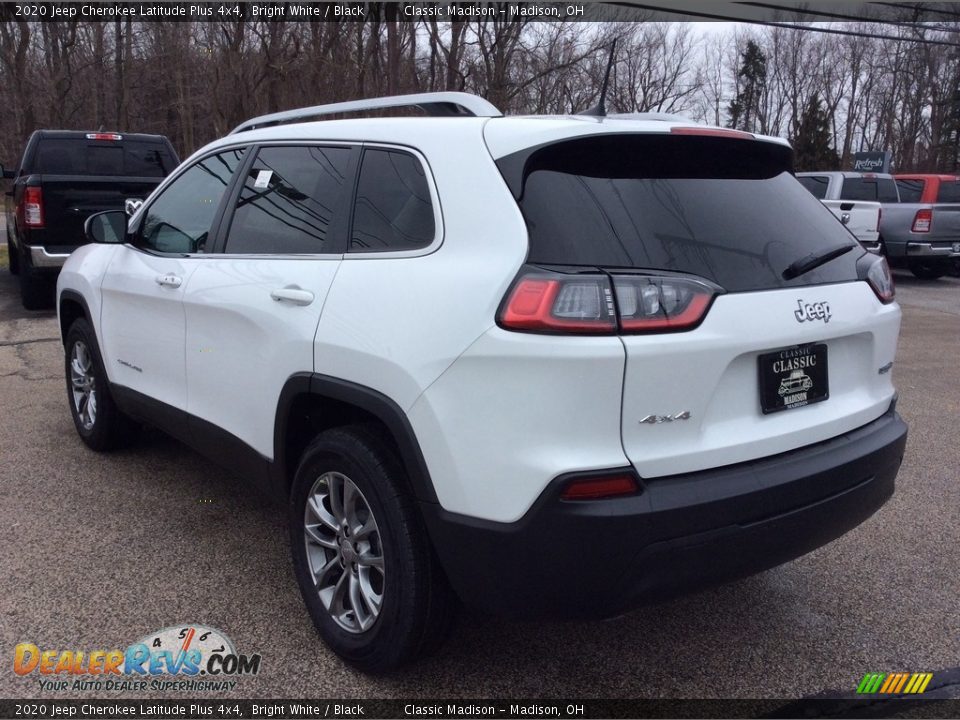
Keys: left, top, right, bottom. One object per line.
{"left": 271, "top": 286, "right": 315, "bottom": 306}
{"left": 155, "top": 273, "right": 182, "bottom": 288}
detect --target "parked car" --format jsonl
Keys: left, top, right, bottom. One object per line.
{"left": 889, "top": 174, "right": 960, "bottom": 278}
{"left": 3, "top": 130, "right": 179, "bottom": 308}
{"left": 57, "top": 92, "right": 907, "bottom": 672}
{"left": 796, "top": 171, "right": 884, "bottom": 249}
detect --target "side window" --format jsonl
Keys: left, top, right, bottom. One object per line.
{"left": 797, "top": 175, "right": 828, "bottom": 199}
{"left": 840, "top": 178, "right": 875, "bottom": 201}
{"left": 877, "top": 178, "right": 900, "bottom": 203}
{"left": 350, "top": 148, "right": 435, "bottom": 252}
{"left": 936, "top": 181, "right": 960, "bottom": 203}
{"left": 140, "top": 148, "right": 244, "bottom": 254}
{"left": 224, "top": 145, "right": 352, "bottom": 254}
{"left": 896, "top": 179, "right": 923, "bottom": 203}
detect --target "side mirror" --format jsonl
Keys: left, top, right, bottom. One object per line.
{"left": 0, "top": 163, "right": 14, "bottom": 180}
{"left": 85, "top": 210, "right": 128, "bottom": 244}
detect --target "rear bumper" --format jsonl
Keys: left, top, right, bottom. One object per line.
{"left": 29, "top": 245, "right": 73, "bottom": 269}
{"left": 906, "top": 241, "right": 960, "bottom": 259}
{"left": 422, "top": 406, "right": 907, "bottom": 618}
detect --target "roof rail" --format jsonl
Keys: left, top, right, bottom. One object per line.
{"left": 230, "top": 92, "right": 502, "bottom": 134}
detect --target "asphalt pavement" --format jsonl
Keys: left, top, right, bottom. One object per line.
{"left": 0, "top": 258, "right": 958, "bottom": 702}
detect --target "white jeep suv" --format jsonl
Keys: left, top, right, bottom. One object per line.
{"left": 58, "top": 92, "right": 908, "bottom": 672}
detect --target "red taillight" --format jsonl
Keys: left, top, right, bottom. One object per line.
{"left": 498, "top": 270, "right": 718, "bottom": 335}
{"left": 561, "top": 473, "right": 639, "bottom": 501}
{"left": 499, "top": 275, "right": 617, "bottom": 334}
{"left": 912, "top": 209, "right": 932, "bottom": 233}
{"left": 85, "top": 132, "right": 122, "bottom": 141}
{"left": 22, "top": 186, "right": 44, "bottom": 228}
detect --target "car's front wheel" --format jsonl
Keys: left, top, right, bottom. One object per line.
{"left": 64, "top": 318, "right": 138, "bottom": 450}
{"left": 289, "top": 426, "right": 456, "bottom": 673}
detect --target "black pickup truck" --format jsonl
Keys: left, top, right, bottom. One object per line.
{"left": 3, "top": 130, "right": 179, "bottom": 308}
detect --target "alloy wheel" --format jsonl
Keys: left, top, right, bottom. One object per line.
{"left": 304, "top": 471, "right": 385, "bottom": 633}
{"left": 70, "top": 341, "right": 98, "bottom": 431}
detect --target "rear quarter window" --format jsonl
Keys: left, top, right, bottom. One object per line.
{"left": 349, "top": 148, "right": 435, "bottom": 252}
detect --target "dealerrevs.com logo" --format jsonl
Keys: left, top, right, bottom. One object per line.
{"left": 14, "top": 624, "right": 261, "bottom": 693}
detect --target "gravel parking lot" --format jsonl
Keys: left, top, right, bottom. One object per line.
{"left": 0, "top": 245, "right": 958, "bottom": 700}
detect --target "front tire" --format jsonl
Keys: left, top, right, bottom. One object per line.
{"left": 64, "top": 318, "right": 138, "bottom": 450}
{"left": 289, "top": 426, "right": 455, "bottom": 673}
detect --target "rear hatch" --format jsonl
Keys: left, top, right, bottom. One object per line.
{"left": 29, "top": 134, "right": 176, "bottom": 248}
{"left": 493, "top": 128, "right": 900, "bottom": 478}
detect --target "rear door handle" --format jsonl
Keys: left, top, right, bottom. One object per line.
{"left": 155, "top": 273, "right": 182, "bottom": 288}
{"left": 271, "top": 286, "right": 315, "bottom": 306}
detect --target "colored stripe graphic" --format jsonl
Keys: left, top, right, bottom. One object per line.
{"left": 857, "top": 673, "right": 887, "bottom": 695}
{"left": 857, "top": 672, "right": 933, "bottom": 694}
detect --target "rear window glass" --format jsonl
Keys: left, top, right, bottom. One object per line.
{"left": 936, "top": 180, "right": 960, "bottom": 203}
{"left": 841, "top": 177, "right": 899, "bottom": 202}
{"left": 34, "top": 138, "right": 175, "bottom": 177}
{"left": 895, "top": 179, "right": 924, "bottom": 203}
{"left": 797, "top": 175, "right": 829, "bottom": 199}
{"left": 502, "top": 135, "right": 861, "bottom": 293}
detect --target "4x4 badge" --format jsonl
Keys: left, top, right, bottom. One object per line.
{"left": 640, "top": 411, "right": 691, "bottom": 424}
{"left": 794, "top": 299, "right": 831, "bottom": 324}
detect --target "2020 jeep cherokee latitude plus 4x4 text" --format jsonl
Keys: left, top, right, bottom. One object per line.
{"left": 58, "top": 92, "right": 907, "bottom": 672}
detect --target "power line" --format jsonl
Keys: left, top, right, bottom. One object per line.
{"left": 741, "top": 1, "right": 960, "bottom": 33}
{"left": 610, "top": 2, "right": 960, "bottom": 47}
{"left": 872, "top": 2, "right": 960, "bottom": 20}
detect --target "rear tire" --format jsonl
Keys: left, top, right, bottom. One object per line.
{"left": 909, "top": 261, "right": 947, "bottom": 280}
{"left": 7, "top": 236, "right": 18, "bottom": 275}
{"left": 19, "top": 249, "right": 52, "bottom": 309}
{"left": 64, "top": 318, "right": 139, "bottom": 451}
{"left": 289, "top": 425, "right": 456, "bottom": 673}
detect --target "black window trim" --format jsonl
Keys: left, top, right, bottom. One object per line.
{"left": 128, "top": 143, "right": 251, "bottom": 258}
{"left": 343, "top": 141, "right": 445, "bottom": 260}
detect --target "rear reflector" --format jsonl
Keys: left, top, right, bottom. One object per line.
{"left": 23, "top": 186, "right": 44, "bottom": 228}
{"left": 911, "top": 209, "right": 932, "bottom": 233}
{"left": 561, "top": 474, "right": 639, "bottom": 500}
{"left": 85, "top": 132, "right": 122, "bottom": 141}
{"left": 670, "top": 126, "right": 754, "bottom": 140}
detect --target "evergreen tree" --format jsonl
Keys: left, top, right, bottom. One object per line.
{"left": 794, "top": 93, "right": 840, "bottom": 171}
{"left": 727, "top": 40, "right": 767, "bottom": 132}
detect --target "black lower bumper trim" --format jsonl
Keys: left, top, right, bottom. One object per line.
{"left": 421, "top": 408, "right": 907, "bottom": 618}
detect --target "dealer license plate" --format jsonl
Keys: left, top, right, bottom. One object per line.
{"left": 758, "top": 343, "right": 829, "bottom": 414}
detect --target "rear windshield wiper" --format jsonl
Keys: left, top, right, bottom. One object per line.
{"left": 782, "top": 244, "right": 855, "bottom": 280}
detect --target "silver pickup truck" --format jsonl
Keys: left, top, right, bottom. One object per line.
{"left": 885, "top": 174, "right": 960, "bottom": 279}
{"left": 798, "top": 171, "right": 960, "bottom": 279}
{"left": 796, "top": 171, "right": 882, "bottom": 249}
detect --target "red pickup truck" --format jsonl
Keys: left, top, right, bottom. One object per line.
{"left": 894, "top": 174, "right": 960, "bottom": 203}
